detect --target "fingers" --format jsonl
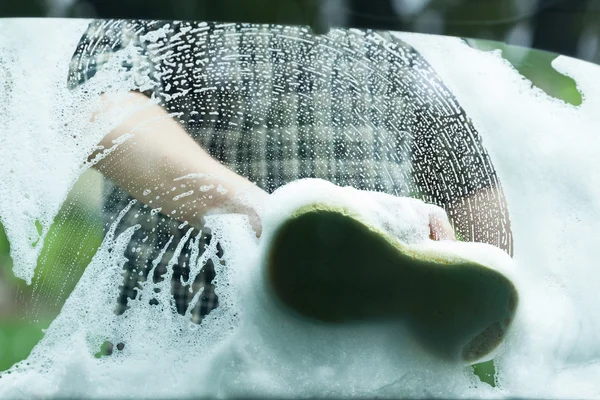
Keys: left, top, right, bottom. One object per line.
{"left": 236, "top": 187, "right": 268, "bottom": 239}
{"left": 246, "top": 207, "right": 263, "bottom": 238}
{"left": 428, "top": 205, "right": 456, "bottom": 241}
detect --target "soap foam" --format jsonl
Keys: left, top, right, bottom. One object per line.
{"left": 400, "top": 32, "right": 600, "bottom": 398}
{"left": 0, "top": 19, "right": 161, "bottom": 284}
{"left": 1, "top": 19, "right": 600, "bottom": 399}
{"left": 0, "top": 178, "right": 508, "bottom": 399}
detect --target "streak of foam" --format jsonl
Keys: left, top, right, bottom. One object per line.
{"left": 0, "top": 204, "right": 255, "bottom": 398}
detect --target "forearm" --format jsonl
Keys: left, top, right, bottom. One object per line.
{"left": 90, "top": 92, "right": 267, "bottom": 233}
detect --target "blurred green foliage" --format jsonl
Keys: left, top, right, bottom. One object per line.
{"left": 0, "top": 183, "right": 103, "bottom": 371}
{"left": 0, "top": 319, "right": 47, "bottom": 371}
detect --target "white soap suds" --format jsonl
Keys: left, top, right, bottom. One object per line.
{"left": 1, "top": 179, "right": 507, "bottom": 399}
{"left": 1, "top": 19, "right": 599, "bottom": 399}
{"left": 400, "top": 32, "right": 600, "bottom": 398}
{"left": 0, "top": 19, "right": 162, "bottom": 284}
{"left": 202, "top": 179, "right": 517, "bottom": 398}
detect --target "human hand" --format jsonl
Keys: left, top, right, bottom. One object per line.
{"left": 342, "top": 187, "right": 456, "bottom": 244}
{"left": 206, "top": 186, "right": 268, "bottom": 238}
{"left": 143, "top": 173, "right": 268, "bottom": 238}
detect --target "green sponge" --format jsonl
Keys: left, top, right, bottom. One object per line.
{"left": 266, "top": 205, "right": 518, "bottom": 364}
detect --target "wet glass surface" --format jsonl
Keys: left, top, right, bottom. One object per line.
{"left": 0, "top": 18, "right": 598, "bottom": 398}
